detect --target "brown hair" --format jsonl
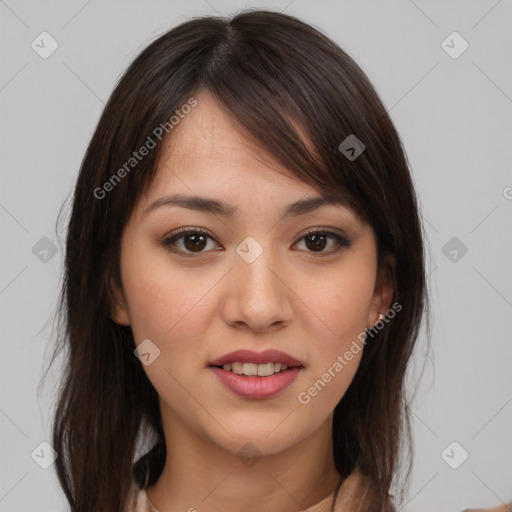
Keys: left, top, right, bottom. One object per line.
{"left": 43, "top": 9, "right": 430, "bottom": 511}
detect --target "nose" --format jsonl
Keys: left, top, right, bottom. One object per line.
{"left": 221, "top": 242, "right": 293, "bottom": 333}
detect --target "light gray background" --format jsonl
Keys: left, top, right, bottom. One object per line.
{"left": 1, "top": 1, "right": 511, "bottom": 511}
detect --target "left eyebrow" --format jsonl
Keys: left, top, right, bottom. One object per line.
{"left": 142, "top": 193, "right": 348, "bottom": 219}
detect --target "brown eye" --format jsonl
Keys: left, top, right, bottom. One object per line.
{"left": 181, "top": 232, "right": 208, "bottom": 252}
{"left": 161, "top": 228, "right": 220, "bottom": 257}
{"left": 295, "top": 230, "right": 352, "bottom": 255}
{"left": 160, "top": 227, "right": 352, "bottom": 258}
{"left": 304, "top": 232, "right": 328, "bottom": 252}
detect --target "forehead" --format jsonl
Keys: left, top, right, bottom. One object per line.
{"left": 163, "top": 91, "right": 276, "bottom": 167}
{"left": 135, "top": 91, "right": 363, "bottom": 227}
{"left": 147, "top": 92, "right": 314, "bottom": 196}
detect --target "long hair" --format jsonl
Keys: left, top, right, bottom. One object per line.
{"left": 42, "top": 9, "right": 429, "bottom": 511}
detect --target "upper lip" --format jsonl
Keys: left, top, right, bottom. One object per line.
{"left": 208, "top": 349, "right": 303, "bottom": 367}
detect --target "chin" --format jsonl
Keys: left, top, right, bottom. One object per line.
{"left": 206, "top": 419, "right": 303, "bottom": 458}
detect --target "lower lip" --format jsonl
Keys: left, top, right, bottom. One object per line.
{"left": 209, "top": 366, "right": 302, "bottom": 399}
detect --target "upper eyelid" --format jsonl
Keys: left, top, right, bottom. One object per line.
{"left": 163, "top": 226, "right": 349, "bottom": 240}
{"left": 161, "top": 226, "right": 351, "bottom": 249}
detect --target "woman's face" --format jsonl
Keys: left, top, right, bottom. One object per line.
{"left": 112, "top": 90, "right": 392, "bottom": 457}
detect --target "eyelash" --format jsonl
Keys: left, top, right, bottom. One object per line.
{"left": 159, "top": 227, "right": 352, "bottom": 258}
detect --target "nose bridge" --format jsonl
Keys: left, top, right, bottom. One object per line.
{"left": 224, "top": 235, "right": 292, "bottom": 330}
{"left": 238, "top": 240, "right": 278, "bottom": 294}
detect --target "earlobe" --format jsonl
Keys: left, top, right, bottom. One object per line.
{"left": 367, "top": 255, "right": 395, "bottom": 328}
{"left": 110, "top": 281, "right": 131, "bottom": 326}
{"left": 112, "top": 298, "right": 131, "bottom": 326}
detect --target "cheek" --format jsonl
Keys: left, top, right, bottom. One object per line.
{"left": 293, "top": 259, "right": 374, "bottom": 404}
{"left": 299, "top": 259, "right": 375, "bottom": 344}
{"left": 120, "top": 244, "right": 217, "bottom": 364}
{"left": 120, "top": 248, "right": 215, "bottom": 413}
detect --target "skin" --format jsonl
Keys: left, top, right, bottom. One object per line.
{"left": 112, "top": 90, "right": 393, "bottom": 512}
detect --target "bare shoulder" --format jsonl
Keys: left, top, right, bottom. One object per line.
{"left": 461, "top": 503, "right": 512, "bottom": 512}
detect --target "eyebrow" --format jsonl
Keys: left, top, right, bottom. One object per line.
{"left": 143, "top": 194, "right": 349, "bottom": 219}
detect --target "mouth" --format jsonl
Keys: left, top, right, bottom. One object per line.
{"left": 210, "top": 361, "right": 300, "bottom": 376}
{"left": 207, "top": 349, "right": 304, "bottom": 399}
{"left": 208, "top": 348, "right": 303, "bottom": 368}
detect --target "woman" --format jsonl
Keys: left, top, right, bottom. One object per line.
{"left": 46, "top": 9, "right": 430, "bottom": 512}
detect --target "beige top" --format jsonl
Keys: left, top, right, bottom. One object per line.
{"left": 126, "top": 472, "right": 512, "bottom": 512}
{"left": 462, "top": 506, "right": 512, "bottom": 512}
{"left": 126, "top": 468, "right": 373, "bottom": 512}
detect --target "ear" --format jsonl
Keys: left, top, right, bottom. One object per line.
{"left": 367, "top": 254, "right": 395, "bottom": 329}
{"left": 110, "top": 278, "right": 131, "bottom": 326}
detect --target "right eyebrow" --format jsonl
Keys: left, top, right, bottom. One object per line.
{"left": 142, "top": 194, "right": 348, "bottom": 219}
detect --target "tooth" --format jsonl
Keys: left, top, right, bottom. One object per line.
{"left": 242, "top": 362, "right": 258, "bottom": 376}
{"left": 226, "top": 362, "right": 291, "bottom": 376}
{"left": 232, "top": 362, "right": 244, "bottom": 374}
{"left": 257, "top": 362, "right": 274, "bottom": 376}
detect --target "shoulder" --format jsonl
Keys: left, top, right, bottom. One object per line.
{"left": 332, "top": 467, "right": 394, "bottom": 511}
{"left": 460, "top": 505, "right": 512, "bottom": 512}
{"left": 125, "top": 478, "right": 155, "bottom": 512}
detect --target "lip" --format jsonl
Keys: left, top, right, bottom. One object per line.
{"left": 208, "top": 349, "right": 303, "bottom": 367}
{"left": 209, "top": 366, "right": 302, "bottom": 399}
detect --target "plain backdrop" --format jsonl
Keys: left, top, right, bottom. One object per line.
{"left": 1, "top": 1, "right": 511, "bottom": 511}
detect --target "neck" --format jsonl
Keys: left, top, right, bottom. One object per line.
{"left": 146, "top": 404, "right": 342, "bottom": 512}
